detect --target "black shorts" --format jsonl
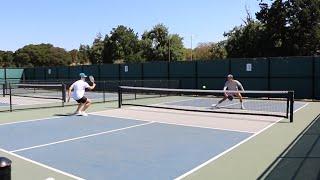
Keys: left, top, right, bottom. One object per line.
{"left": 76, "top": 96, "right": 88, "bottom": 104}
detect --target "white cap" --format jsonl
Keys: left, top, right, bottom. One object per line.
{"left": 227, "top": 74, "right": 233, "bottom": 78}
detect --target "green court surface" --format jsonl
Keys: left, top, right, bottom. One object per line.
{"left": 0, "top": 99, "right": 319, "bottom": 180}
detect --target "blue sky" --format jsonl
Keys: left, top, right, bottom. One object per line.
{"left": 0, "top": 0, "right": 260, "bottom": 51}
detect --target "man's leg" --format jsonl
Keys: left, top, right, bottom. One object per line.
{"left": 235, "top": 93, "right": 245, "bottom": 109}
{"left": 213, "top": 96, "right": 228, "bottom": 108}
{"left": 75, "top": 103, "right": 84, "bottom": 114}
{"left": 82, "top": 99, "right": 92, "bottom": 112}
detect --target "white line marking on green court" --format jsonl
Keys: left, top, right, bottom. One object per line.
{"left": 0, "top": 148, "right": 84, "bottom": 180}
{"left": 174, "top": 102, "right": 309, "bottom": 180}
{"left": 0, "top": 116, "right": 63, "bottom": 126}
{"left": 10, "top": 121, "right": 155, "bottom": 153}
{"left": 93, "top": 113, "right": 256, "bottom": 134}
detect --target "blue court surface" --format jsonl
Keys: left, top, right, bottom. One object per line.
{"left": 0, "top": 114, "right": 252, "bottom": 179}
{"left": 164, "top": 98, "right": 306, "bottom": 114}
{"left": 0, "top": 102, "right": 8, "bottom": 106}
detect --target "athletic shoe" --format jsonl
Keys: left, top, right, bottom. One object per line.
{"left": 81, "top": 112, "right": 88, "bottom": 116}
{"left": 211, "top": 104, "right": 219, "bottom": 109}
{"left": 75, "top": 111, "right": 82, "bottom": 116}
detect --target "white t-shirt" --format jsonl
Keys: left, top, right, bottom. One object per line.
{"left": 71, "top": 80, "right": 90, "bottom": 100}
{"left": 223, "top": 80, "right": 244, "bottom": 91}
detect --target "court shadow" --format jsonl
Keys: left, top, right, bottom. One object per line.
{"left": 258, "top": 114, "right": 320, "bottom": 180}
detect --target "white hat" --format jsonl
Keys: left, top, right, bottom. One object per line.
{"left": 227, "top": 74, "right": 233, "bottom": 78}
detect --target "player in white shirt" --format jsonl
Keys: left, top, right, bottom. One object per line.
{"left": 213, "top": 74, "right": 245, "bottom": 109}
{"left": 67, "top": 73, "right": 96, "bottom": 116}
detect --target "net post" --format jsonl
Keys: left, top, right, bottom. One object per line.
{"left": 62, "top": 83, "right": 66, "bottom": 107}
{"left": 134, "top": 80, "right": 137, "bottom": 100}
{"left": 2, "top": 84, "right": 5, "bottom": 97}
{"left": 103, "top": 81, "right": 106, "bottom": 103}
{"left": 286, "top": 94, "right": 290, "bottom": 118}
{"left": 9, "top": 84, "right": 12, "bottom": 112}
{"left": 118, "top": 86, "right": 122, "bottom": 108}
{"left": 289, "top": 91, "right": 294, "bottom": 123}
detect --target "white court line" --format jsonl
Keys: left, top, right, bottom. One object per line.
{"left": 0, "top": 108, "right": 124, "bottom": 127}
{"left": 92, "top": 112, "right": 256, "bottom": 134}
{"left": 151, "top": 97, "right": 204, "bottom": 106}
{"left": 11, "top": 122, "right": 154, "bottom": 153}
{"left": 0, "top": 148, "right": 84, "bottom": 180}
{"left": 174, "top": 102, "right": 309, "bottom": 180}
{"left": 0, "top": 116, "right": 63, "bottom": 127}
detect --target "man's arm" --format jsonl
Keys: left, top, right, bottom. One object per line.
{"left": 67, "top": 84, "right": 74, "bottom": 102}
{"left": 223, "top": 82, "right": 228, "bottom": 96}
{"left": 237, "top": 81, "right": 244, "bottom": 91}
{"left": 87, "top": 83, "right": 96, "bottom": 90}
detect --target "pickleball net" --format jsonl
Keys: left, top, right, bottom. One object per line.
{"left": 118, "top": 86, "right": 295, "bottom": 122}
{"left": 6, "top": 83, "right": 66, "bottom": 111}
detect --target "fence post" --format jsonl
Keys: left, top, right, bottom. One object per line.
{"left": 9, "top": 84, "right": 12, "bottom": 112}
{"left": 289, "top": 91, "right": 294, "bottom": 123}
{"left": 312, "top": 56, "right": 316, "bottom": 99}
{"left": 118, "top": 87, "right": 122, "bottom": 108}
{"left": 195, "top": 61, "right": 198, "bottom": 89}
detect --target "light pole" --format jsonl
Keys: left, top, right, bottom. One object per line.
{"left": 168, "top": 37, "right": 171, "bottom": 62}
{"left": 190, "top": 35, "right": 193, "bottom": 61}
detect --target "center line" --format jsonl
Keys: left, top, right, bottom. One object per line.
{"left": 11, "top": 121, "right": 155, "bottom": 153}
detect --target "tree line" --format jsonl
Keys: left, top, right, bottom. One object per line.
{"left": 0, "top": 0, "right": 319, "bottom": 67}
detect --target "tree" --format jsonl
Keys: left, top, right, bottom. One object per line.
{"left": 256, "top": 0, "right": 292, "bottom": 56}
{"left": 103, "top": 25, "right": 143, "bottom": 64}
{"left": 191, "top": 42, "right": 227, "bottom": 60}
{"left": 142, "top": 24, "right": 184, "bottom": 61}
{"left": 193, "top": 43, "right": 214, "bottom": 60}
{"left": 0, "top": 51, "right": 14, "bottom": 67}
{"left": 210, "top": 41, "right": 227, "bottom": 59}
{"left": 78, "top": 45, "right": 90, "bottom": 64}
{"left": 224, "top": 18, "right": 265, "bottom": 58}
{"left": 14, "top": 44, "right": 72, "bottom": 67}
{"left": 89, "top": 34, "right": 104, "bottom": 64}
{"left": 256, "top": 0, "right": 320, "bottom": 56}
{"left": 286, "top": 0, "right": 320, "bottom": 55}
{"left": 168, "top": 34, "right": 185, "bottom": 61}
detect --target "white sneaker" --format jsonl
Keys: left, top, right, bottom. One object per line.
{"left": 212, "top": 104, "right": 219, "bottom": 109}
{"left": 81, "top": 112, "right": 88, "bottom": 116}
{"left": 241, "top": 105, "right": 246, "bottom": 110}
{"left": 75, "top": 111, "right": 82, "bottom": 116}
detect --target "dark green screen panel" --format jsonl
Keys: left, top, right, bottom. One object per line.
{"left": 45, "top": 67, "right": 57, "bottom": 80}
{"left": 83, "top": 65, "right": 100, "bottom": 79}
{"left": 197, "top": 60, "right": 229, "bottom": 77}
{"left": 69, "top": 66, "right": 83, "bottom": 79}
{"left": 231, "top": 58, "right": 268, "bottom": 77}
{"left": 197, "top": 78, "right": 226, "bottom": 90}
{"left": 57, "top": 66, "right": 70, "bottom": 79}
{"left": 100, "top": 64, "right": 119, "bottom": 78}
{"left": 120, "top": 64, "right": 142, "bottom": 78}
{"left": 270, "top": 78, "right": 313, "bottom": 99}
{"left": 24, "top": 68, "right": 35, "bottom": 80}
{"left": 169, "top": 61, "right": 196, "bottom": 78}
{"left": 270, "top": 57, "right": 313, "bottom": 77}
{"left": 141, "top": 77, "right": 180, "bottom": 88}
{"left": 171, "top": 78, "right": 196, "bottom": 89}
{"left": 236, "top": 78, "right": 268, "bottom": 91}
{"left": 34, "top": 67, "right": 46, "bottom": 80}
{"left": 143, "top": 62, "right": 168, "bottom": 78}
